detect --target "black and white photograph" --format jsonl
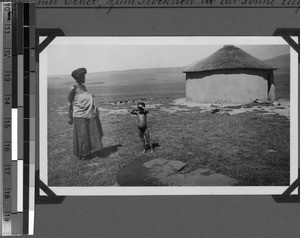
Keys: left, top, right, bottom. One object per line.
{"left": 39, "top": 37, "right": 298, "bottom": 195}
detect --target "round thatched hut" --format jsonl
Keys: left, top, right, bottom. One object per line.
{"left": 183, "top": 45, "right": 276, "bottom": 104}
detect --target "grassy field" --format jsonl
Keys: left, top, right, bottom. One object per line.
{"left": 47, "top": 70, "right": 290, "bottom": 187}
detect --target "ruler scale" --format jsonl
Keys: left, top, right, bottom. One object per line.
{"left": 0, "top": 4, "right": 3, "bottom": 234}
{"left": 10, "top": 2, "right": 17, "bottom": 233}
{"left": 28, "top": 4, "right": 35, "bottom": 235}
{"left": 2, "top": 2, "right": 13, "bottom": 236}
{"left": 16, "top": 1, "right": 24, "bottom": 219}
{"left": 23, "top": 3, "right": 32, "bottom": 235}
{"left": 1, "top": 2, "right": 35, "bottom": 236}
{"left": 11, "top": 2, "right": 22, "bottom": 235}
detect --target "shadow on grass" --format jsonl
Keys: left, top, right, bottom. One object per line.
{"left": 85, "top": 144, "right": 122, "bottom": 160}
{"left": 152, "top": 142, "right": 160, "bottom": 150}
{"left": 144, "top": 143, "right": 160, "bottom": 153}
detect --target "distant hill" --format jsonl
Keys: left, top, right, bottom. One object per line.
{"left": 48, "top": 53, "right": 290, "bottom": 88}
{"left": 48, "top": 67, "right": 186, "bottom": 88}
{"left": 263, "top": 53, "right": 290, "bottom": 74}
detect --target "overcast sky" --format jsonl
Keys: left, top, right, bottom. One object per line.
{"left": 46, "top": 39, "right": 289, "bottom": 76}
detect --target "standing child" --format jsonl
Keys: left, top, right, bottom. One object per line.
{"left": 130, "top": 102, "right": 154, "bottom": 154}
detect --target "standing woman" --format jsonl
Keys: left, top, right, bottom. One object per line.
{"left": 67, "top": 68, "right": 104, "bottom": 160}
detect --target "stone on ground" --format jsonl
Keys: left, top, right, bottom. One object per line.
{"left": 117, "top": 158, "right": 238, "bottom": 186}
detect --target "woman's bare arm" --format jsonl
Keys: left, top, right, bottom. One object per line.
{"left": 67, "top": 86, "right": 76, "bottom": 124}
{"left": 130, "top": 109, "right": 138, "bottom": 115}
{"left": 139, "top": 105, "right": 148, "bottom": 114}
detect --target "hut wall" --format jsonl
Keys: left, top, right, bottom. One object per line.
{"left": 186, "top": 74, "right": 268, "bottom": 104}
{"left": 185, "top": 69, "right": 270, "bottom": 80}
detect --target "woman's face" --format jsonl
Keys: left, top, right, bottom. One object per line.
{"left": 77, "top": 74, "right": 86, "bottom": 84}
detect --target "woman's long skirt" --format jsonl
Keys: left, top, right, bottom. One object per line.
{"left": 73, "top": 116, "right": 104, "bottom": 157}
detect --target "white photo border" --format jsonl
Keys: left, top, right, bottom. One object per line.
{"left": 39, "top": 36, "right": 298, "bottom": 196}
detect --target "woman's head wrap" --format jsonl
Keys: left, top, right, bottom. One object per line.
{"left": 138, "top": 101, "right": 145, "bottom": 108}
{"left": 71, "top": 68, "right": 87, "bottom": 80}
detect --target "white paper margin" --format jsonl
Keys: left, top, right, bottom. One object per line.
{"left": 39, "top": 36, "right": 298, "bottom": 196}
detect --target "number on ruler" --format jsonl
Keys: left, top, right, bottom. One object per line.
{"left": 3, "top": 50, "right": 11, "bottom": 58}
{"left": 4, "top": 190, "right": 11, "bottom": 200}
{"left": 4, "top": 165, "right": 11, "bottom": 175}
{"left": 3, "top": 5, "right": 11, "bottom": 12}
{"left": 3, "top": 213, "right": 11, "bottom": 222}
{"left": 4, "top": 143, "right": 11, "bottom": 152}
{"left": 4, "top": 73, "right": 11, "bottom": 81}
{"left": 4, "top": 96, "right": 11, "bottom": 105}
{"left": 4, "top": 25, "right": 11, "bottom": 34}
{"left": 3, "top": 4, "right": 11, "bottom": 22}
{"left": 4, "top": 120, "right": 11, "bottom": 129}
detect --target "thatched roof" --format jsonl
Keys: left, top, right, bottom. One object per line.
{"left": 183, "top": 45, "right": 276, "bottom": 73}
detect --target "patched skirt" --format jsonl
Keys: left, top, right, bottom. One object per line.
{"left": 73, "top": 116, "right": 104, "bottom": 157}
